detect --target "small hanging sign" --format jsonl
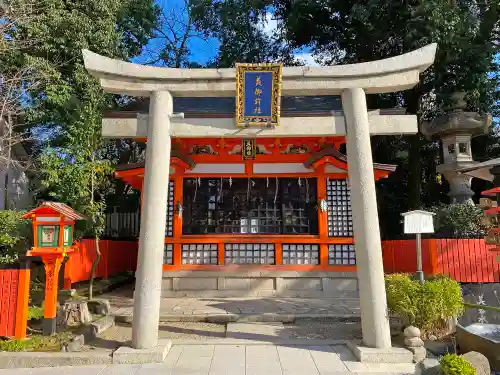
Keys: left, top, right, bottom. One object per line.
{"left": 235, "top": 63, "right": 282, "bottom": 128}
{"left": 242, "top": 138, "right": 256, "bottom": 160}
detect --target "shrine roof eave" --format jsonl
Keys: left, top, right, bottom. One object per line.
{"left": 303, "top": 145, "right": 396, "bottom": 173}
{"left": 114, "top": 158, "right": 396, "bottom": 177}
{"left": 82, "top": 44, "right": 437, "bottom": 97}
{"left": 23, "top": 202, "right": 86, "bottom": 220}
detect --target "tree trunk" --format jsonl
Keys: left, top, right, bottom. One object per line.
{"left": 405, "top": 88, "right": 422, "bottom": 210}
{"left": 408, "top": 135, "right": 422, "bottom": 209}
{"left": 88, "top": 235, "right": 101, "bottom": 300}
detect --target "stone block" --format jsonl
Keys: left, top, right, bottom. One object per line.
{"left": 461, "top": 351, "right": 490, "bottom": 375}
{"left": 250, "top": 278, "right": 275, "bottom": 291}
{"left": 278, "top": 278, "right": 322, "bottom": 291}
{"left": 415, "top": 358, "right": 440, "bottom": 375}
{"left": 404, "top": 325, "right": 421, "bottom": 339}
{"left": 112, "top": 339, "right": 172, "bottom": 364}
{"left": 87, "top": 299, "right": 111, "bottom": 316}
{"left": 61, "top": 334, "right": 85, "bottom": 352}
{"left": 91, "top": 315, "right": 115, "bottom": 335}
{"left": 322, "top": 278, "right": 358, "bottom": 295}
{"left": 218, "top": 278, "right": 251, "bottom": 290}
{"left": 162, "top": 278, "right": 173, "bottom": 291}
{"left": 173, "top": 277, "right": 217, "bottom": 291}
{"left": 405, "top": 337, "right": 425, "bottom": 347}
{"left": 407, "top": 346, "right": 427, "bottom": 363}
{"left": 346, "top": 341, "right": 414, "bottom": 363}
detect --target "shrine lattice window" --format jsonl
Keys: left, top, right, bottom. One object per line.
{"left": 165, "top": 180, "right": 175, "bottom": 237}
{"left": 182, "top": 178, "right": 318, "bottom": 235}
{"left": 326, "top": 179, "right": 353, "bottom": 237}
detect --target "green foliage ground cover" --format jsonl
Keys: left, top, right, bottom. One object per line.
{"left": 440, "top": 354, "right": 476, "bottom": 375}
{"left": 385, "top": 274, "right": 464, "bottom": 337}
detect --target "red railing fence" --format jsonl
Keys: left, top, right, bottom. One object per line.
{"left": 63, "top": 239, "right": 138, "bottom": 288}
{"left": 382, "top": 239, "right": 500, "bottom": 283}
{"left": 0, "top": 265, "right": 30, "bottom": 338}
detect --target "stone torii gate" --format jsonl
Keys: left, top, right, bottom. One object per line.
{"left": 83, "top": 44, "right": 437, "bottom": 353}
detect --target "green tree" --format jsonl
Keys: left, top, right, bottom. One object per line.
{"left": 2, "top": 0, "right": 159, "bottom": 297}
{"left": 190, "top": 0, "right": 500, "bottom": 237}
{"left": 190, "top": 0, "right": 299, "bottom": 67}
{"left": 38, "top": 93, "right": 113, "bottom": 298}
{"left": 0, "top": 0, "right": 158, "bottom": 151}
{"left": 275, "top": 0, "right": 499, "bottom": 209}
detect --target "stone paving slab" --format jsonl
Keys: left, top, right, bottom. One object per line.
{"left": 226, "top": 323, "right": 295, "bottom": 340}
{"left": 103, "top": 287, "right": 361, "bottom": 323}
{"left": 0, "top": 345, "right": 415, "bottom": 375}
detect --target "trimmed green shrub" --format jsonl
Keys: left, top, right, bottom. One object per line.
{"left": 28, "top": 306, "right": 44, "bottom": 320}
{"left": 440, "top": 354, "right": 476, "bottom": 375}
{"left": 385, "top": 274, "right": 464, "bottom": 337}
{"left": 430, "top": 203, "right": 489, "bottom": 237}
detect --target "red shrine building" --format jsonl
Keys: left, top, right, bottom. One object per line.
{"left": 111, "top": 95, "right": 397, "bottom": 298}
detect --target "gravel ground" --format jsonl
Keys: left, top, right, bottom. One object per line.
{"left": 82, "top": 322, "right": 226, "bottom": 351}
{"left": 285, "top": 321, "right": 363, "bottom": 340}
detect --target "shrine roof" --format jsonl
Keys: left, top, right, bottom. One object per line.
{"left": 114, "top": 150, "right": 397, "bottom": 175}
{"left": 23, "top": 202, "right": 86, "bottom": 220}
{"left": 304, "top": 144, "right": 397, "bottom": 172}
{"left": 106, "top": 96, "right": 343, "bottom": 117}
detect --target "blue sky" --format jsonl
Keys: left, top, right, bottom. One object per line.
{"left": 133, "top": 0, "right": 318, "bottom": 66}
{"left": 133, "top": 0, "right": 219, "bottom": 65}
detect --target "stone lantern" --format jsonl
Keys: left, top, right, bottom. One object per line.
{"left": 422, "top": 92, "right": 491, "bottom": 204}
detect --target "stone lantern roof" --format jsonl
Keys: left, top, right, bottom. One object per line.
{"left": 421, "top": 92, "right": 491, "bottom": 139}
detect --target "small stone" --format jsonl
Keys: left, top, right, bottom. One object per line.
{"left": 62, "top": 334, "right": 85, "bottom": 352}
{"left": 415, "top": 358, "right": 440, "bottom": 375}
{"left": 404, "top": 325, "right": 421, "bottom": 338}
{"left": 461, "top": 351, "right": 490, "bottom": 375}
{"left": 405, "top": 337, "right": 425, "bottom": 348}
{"left": 407, "top": 346, "right": 427, "bottom": 363}
{"left": 88, "top": 299, "right": 111, "bottom": 316}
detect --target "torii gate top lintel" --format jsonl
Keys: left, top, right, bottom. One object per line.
{"left": 82, "top": 44, "right": 437, "bottom": 97}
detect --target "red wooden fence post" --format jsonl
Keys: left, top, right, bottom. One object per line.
{"left": 14, "top": 262, "right": 30, "bottom": 339}
{"left": 429, "top": 239, "right": 438, "bottom": 275}
{"left": 63, "top": 254, "right": 72, "bottom": 290}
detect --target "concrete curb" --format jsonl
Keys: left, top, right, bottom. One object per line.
{"left": 0, "top": 351, "right": 113, "bottom": 369}
{"left": 0, "top": 335, "right": 171, "bottom": 369}
{"left": 170, "top": 338, "right": 348, "bottom": 346}
{"left": 115, "top": 313, "right": 362, "bottom": 324}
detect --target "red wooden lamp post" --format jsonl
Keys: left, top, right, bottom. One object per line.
{"left": 23, "top": 202, "right": 85, "bottom": 335}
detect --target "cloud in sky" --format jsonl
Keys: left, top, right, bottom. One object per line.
{"left": 259, "top": 11, "right": 320, "bottom": 67}
{"left": 295, "top": 52, "right": 320, "bottom": 67}
{"left": 260, "top": 12, "right": 279, "bottom": 37}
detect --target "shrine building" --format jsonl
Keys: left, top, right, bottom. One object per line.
{"left": 83, "top": 45, "right": 437, "bottom": 351}
{"left": 111, "top": 97, "right": 398, "bottom": 298}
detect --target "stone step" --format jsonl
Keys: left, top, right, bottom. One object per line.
{"left": 114, "top": 312, "right": 362, "bottom": 324}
